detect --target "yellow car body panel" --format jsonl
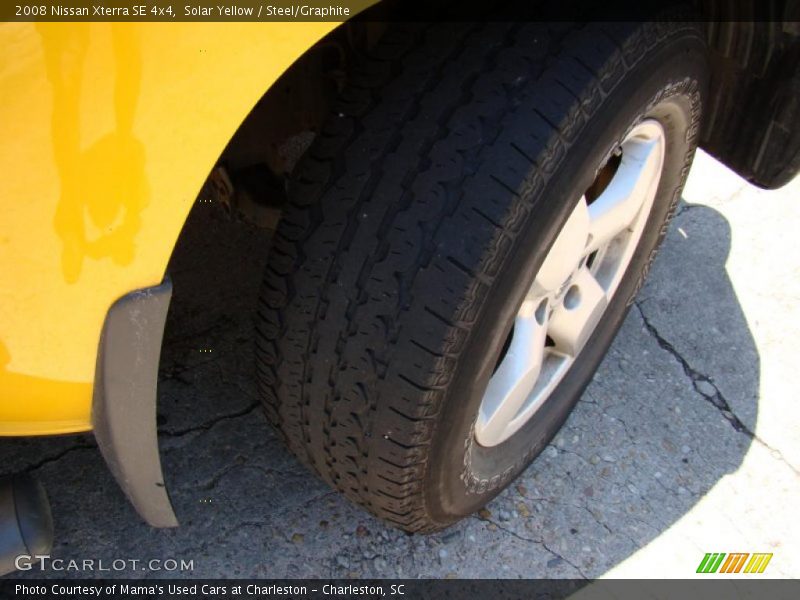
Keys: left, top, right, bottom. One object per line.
{"left": 0, "top": 21, "right": 341, "bottom": 436}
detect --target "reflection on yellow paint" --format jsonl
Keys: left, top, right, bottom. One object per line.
{"left": 38, "top": 23, "right": 148, "bottom": 283}
{"left": 0, "top": 339, "right": 92, "bottom": 435}
{"left": 1, "top": 20, "right": 340, "bottom": 435}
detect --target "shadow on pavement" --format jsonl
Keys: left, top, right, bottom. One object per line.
{"left": 1, "top": 198, "right": 759, "bottom": 578}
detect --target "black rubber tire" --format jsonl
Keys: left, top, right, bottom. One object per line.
{"left": 257, "top": 20, "right": 707, "bottom": 532}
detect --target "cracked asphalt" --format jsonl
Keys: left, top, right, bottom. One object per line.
{"left": 2, "top": 150, "right": 798, "bottom": 579}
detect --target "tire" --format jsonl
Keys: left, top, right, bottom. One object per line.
{"left": 257, "top": 20, "right": 707, "bottom": 531}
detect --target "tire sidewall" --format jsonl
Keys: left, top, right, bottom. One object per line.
{"left": 424, "top": 28, "right": 708, "bottom": 524}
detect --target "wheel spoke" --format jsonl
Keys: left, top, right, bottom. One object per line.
{"left": 475, "top": 301, "right": 548, "bottom": 446}
{"left": 547, "top": 267, "right": 607, "bottom": 357}
{"left": 586, "top": 134, "right": 663, "bottom": 254}
{"left": 529, "top": 198, "right": 591, "bottom": 298}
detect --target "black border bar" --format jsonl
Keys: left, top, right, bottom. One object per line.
{"left": 2, "top": 0, "right": 798, "bottom": 22}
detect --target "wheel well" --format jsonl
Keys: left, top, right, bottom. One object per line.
{"left": 190, "top": 19, "right": 388, "bottom": 227}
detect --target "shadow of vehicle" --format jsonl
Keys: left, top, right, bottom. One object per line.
{"left": 1, "top": 197, "right": 759, "bottom": 579}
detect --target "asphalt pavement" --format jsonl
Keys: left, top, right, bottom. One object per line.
{"left": 2, "top": 150, "right": 798, "bottom": 579}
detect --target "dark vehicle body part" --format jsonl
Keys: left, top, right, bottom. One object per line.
{"left": 0, "top": 474, "right": 53, "bottom": 576}
{"left": 700, "top": 12, "right": 800, "bottom": 188}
